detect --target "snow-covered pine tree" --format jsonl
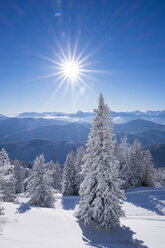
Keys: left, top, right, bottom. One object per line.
{"left": 118, "top": 136, "right": 132, "bottom": 189}
{"left": 0, "top": 203, "right": 3, "bottom": 215}
{"left": 113, "top": 137, "right": 119, "bottom": 158}
{"left": 153, "top": 168, "right": 165, "bottom": 187}
{"left": 23, "top": 168, "right": 30, "bottom": 192}
{"left": 14, "top": 160, "right": 23, "bottom": 194}
{"left": 62, "top": 151, "right": 76, "bottom": 195}
{"left": 0, "top": 170, "right": 4, "bottom": 215}
{"left": 0, "top": 148, "right": 15, "bottom": 202}
{"left": 54, "top": 161, "right": 62, "bottom": 191}
{"left": 47, "top": 160, "right": 62, "bottom": 191}
{"left": 129, "top": 139, "right": 143, "bottom": 186}
{"left": 74, "top": 146, "right": 85, "bottom": 195}
{"left": 75, "top": 93, "right": 125, "bottom": 230}
{"left": 141, "top": 149, "right": 154, "bottom": 186}
{"left": 26, "top": 154, "right": 54, "bottom": 208}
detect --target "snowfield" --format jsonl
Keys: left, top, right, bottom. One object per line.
{"left": 0, "top": 187, "right": 165, "bottom": 248}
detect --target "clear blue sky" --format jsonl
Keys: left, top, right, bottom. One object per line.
{"left": 0, "top": 0, "right": 165, "bottom": 115}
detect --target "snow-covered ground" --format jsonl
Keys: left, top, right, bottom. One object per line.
{"left": 0, "top": 187, "right": 165, "bottom": 248}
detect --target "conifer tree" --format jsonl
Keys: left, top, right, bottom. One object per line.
{"left": 129, "top": 139, "right": 143, "bottom": 186}
{"left": 113, "top": 137, "right": 119, "bottom": 158}
{"left": 47, "top": 160, "right": 62, "bottom": 191}
{"left": 0, "top": 201, "right": 3, "bottom": 216}
{"left": 0, "top": 165, "right": 4, "bottom": 215}
{"left": 75, "top": 94, "right": 125, "bottom": 230}
{"left": 14, "top": 160, "right": 23, "bottom": 194}
{"left": 23, "top": 168, "right": 30, "bottom": 192}
{"left": 26, "top": 154, "right": 54, "bottom": 208}
{"left": 141, "top": 149, "right": 154, "bottom": 186}
{"left": 118, "top": 136, "right": 132, "bottom": 189}
{"left": 62, "top": 151, "right": 76, "bottom": 195}
{"left": 74, "top": 146, "right": 85, "bottom": 195}
{"left": 0, "top": 148, "right": 15, "bottom": 202}
{"left": 54, "top": 161, "right": 62, "bottom": 191}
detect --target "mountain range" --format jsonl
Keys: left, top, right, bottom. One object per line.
{"left": 0, "top": 118, "right": 165, "bottom": 146}
{"left": 147, "top": 144, "right": 165, "bottom": 168}
{"left": 0, "top": 140, "right": 83, "bottom": 166}
{"left": 0, "top": 113, "right": 165, "bottom": 167}
{"left": 2, "top": 109, "right": 165, "bottom": 124}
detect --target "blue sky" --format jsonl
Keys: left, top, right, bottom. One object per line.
{"left": 0, "top": 0, "right": 165, "bottom": 115}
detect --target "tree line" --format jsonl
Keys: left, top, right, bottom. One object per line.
{"left": 0, "top": 94, "right": 165, "bottom": 230}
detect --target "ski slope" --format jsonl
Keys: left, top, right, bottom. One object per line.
{"left": 0, "top": 187, "right": 165, "bottom": 248}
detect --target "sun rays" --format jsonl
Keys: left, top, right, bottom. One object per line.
{"left": 39, "top": 40, "right": 101, "bottom": 97}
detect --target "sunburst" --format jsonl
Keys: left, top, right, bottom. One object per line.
{"left": 61, "top": 60, "right": 80, "bottom": 83}
{"left": 40, "top": 41, "right": 99, "bottom": 96}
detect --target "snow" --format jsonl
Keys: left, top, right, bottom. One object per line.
{"left": 0, "top": 187, "right": 165, "bottom": 248}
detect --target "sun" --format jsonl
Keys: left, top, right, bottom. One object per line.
{"left": 60, "top": 60, "right": 80, "bottom": 84}
{"left": 40, "top": 41, "right": 100, "bottom": 96}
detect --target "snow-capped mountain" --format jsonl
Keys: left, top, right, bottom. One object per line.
{"left": 0, "top": 114, "right": 8, "bottom": 121}
{"left": 15, "top": 110, "right": 165, "bottom": 124}
{"left": 16, "top": 111, "right": 94, "bottom": 123}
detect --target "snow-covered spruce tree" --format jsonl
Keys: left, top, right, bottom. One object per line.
{"left": 23, "top": 168, "right": 30, "bottom": 192}
{"left": 75, "top": 93, "right": 125, "bottom": 230}
{"left": 118, "top": 136, "right": 132, "bottom": 189}
{"left": 0, "top": 148, "right": 15, "bottom": 202}
{"left": 0, "top": 172, "right": 4, "bottom": 215}
{"left": 0, "top": 202, "right": 3, "bottom": 215}
{"left": 141, "top": 149, "right": 154, "bottom": 186}
{"left": 129, "top": 139, "right": 143, "bottom": 187}
{"left": 26, "top": 154, "right": 54, "bottom": 208}
{"left": 74, "top": 146, "right": 85, "bottom": 195}
{"left": 113, "top": 137, "right": 119, "bottom": 158}
{"left": 14, "top": 160, "right": 23, "bottom": 194}
{"left": 54, "top": 161, "right": 62, "bottom": 191}
{"left": 47, "top": 160, "right": 62, "bottom": 191}
{"left": 62, "top": 151, "right": 76, "bottom": 195}
{"left": 153, "top": 168, "right": 165, "bottom": 187}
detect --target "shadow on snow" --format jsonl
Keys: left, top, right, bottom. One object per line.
{"left": 16, "top": 203, "right": 31, "bottom": 214}
{"left": 62, "top": 195, "right": 80, "bottom": 210}
{"left": 125, "top": 187, "right": 165, "bottom": 216}
{"left": 79, "top": 222, "right": 148, "bottom": 248}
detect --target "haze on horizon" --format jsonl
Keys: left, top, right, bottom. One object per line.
{"left": 0, "top": 0, "right": 165, "bottom": 115}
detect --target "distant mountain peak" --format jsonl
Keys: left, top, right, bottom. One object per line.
{"left": 1, "top": 110, "right": 165, "bottom": 125}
